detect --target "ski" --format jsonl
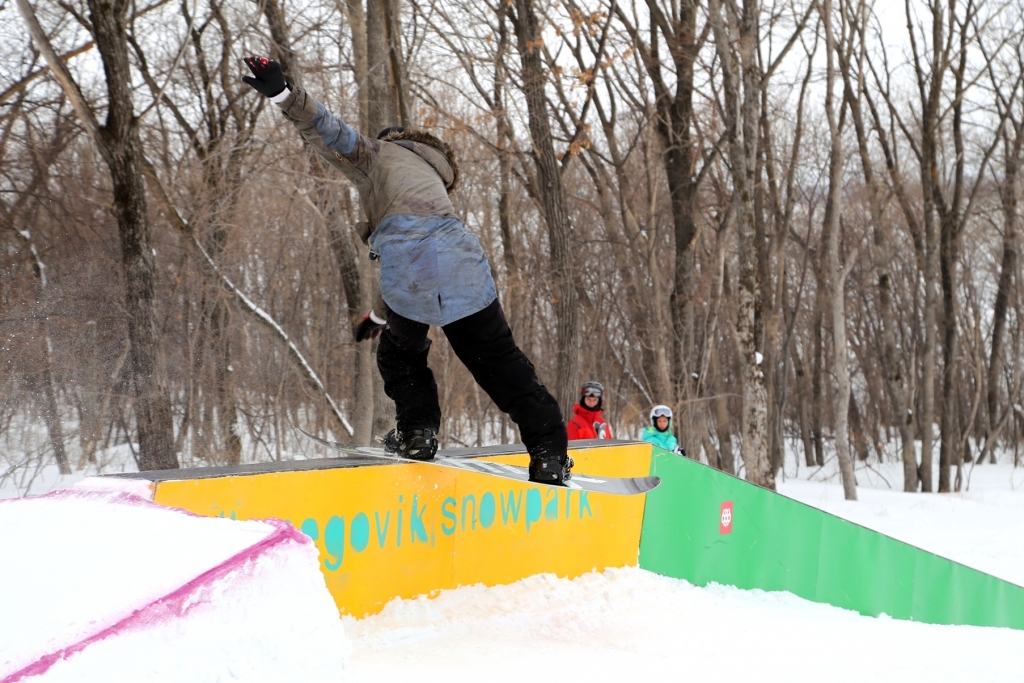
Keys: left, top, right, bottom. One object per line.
{"left": 299, "top": 429, "right": 660, "bottom": 496}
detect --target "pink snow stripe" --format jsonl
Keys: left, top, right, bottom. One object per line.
{"left": 2, "top": 520, "right": 308, "bottom": 683}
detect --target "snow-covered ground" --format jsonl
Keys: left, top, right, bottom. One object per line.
{"left": 344, "top": 567, "right": 1024, "bottom": 682}
{"left": 344, "top": 450, "right": 1024, "bottom": 682}
{"left": 3, "top": 439, "right": 1023, "bottom": 681}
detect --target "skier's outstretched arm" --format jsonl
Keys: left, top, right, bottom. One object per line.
{"left": 241, "top": 56, "right": 378, "bottom": 183}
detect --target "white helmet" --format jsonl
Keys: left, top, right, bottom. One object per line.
{"left": 650, "top": 405, "right": 673, "bottom": 424}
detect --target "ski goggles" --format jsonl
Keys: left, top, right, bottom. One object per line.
{"left": 651, "top": 406, "right": 673, "bottom": 419}
{"left": 581, "top": 382, "right": 604, "bottom": 397}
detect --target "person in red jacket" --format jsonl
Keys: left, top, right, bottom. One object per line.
{"left": 567, "top": 381, "right": 613, "bottom": 440}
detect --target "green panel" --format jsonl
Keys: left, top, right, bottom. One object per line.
{"left": 639, "top": 446, "right": 1024, "bottom": 630}
{"left": 910, "top": 553, "right": 955, "bottom": 624}
{"left": 815, "top": 514, "right": 916, "bottom": 619}
{"left": 994, "top": 575, "right": 1024, "bottom": 629}
{"left": 640, "top": 450, "right": 821, "bottom": 599}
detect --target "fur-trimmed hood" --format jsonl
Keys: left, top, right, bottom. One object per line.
{"left": 380, "top": 128, "right": 460, "bottom": 194}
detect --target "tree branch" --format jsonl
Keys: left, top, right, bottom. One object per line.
{"left": 15, "top": 0, "right": 103, "bottom": 143}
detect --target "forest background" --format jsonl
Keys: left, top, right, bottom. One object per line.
{"left": 3, "top": 0, "right": 1023, "bottom": 499}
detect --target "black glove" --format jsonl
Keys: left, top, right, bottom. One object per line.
{"left": 242, "top": 56, "right": 288, "bottom": 98}
{"left": 355, "top": 311, "right": 387, "bottom": 342}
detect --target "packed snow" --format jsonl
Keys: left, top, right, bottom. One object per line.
{"left": 344, "top": 567, "right": 1024, "bottom": 682}
{"left": 2, "top": 440, "right": 1023, "bottom": 681}
{"left": 0, "top": 487, "right": 346, "bottom": 682}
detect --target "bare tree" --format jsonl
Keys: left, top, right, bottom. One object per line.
{"left": 1, "top": 107, "right": 75, "bottom": 474}
{"left": 841, "top": 0, "right": 917, "bottom": 491}
{"left": 17, "top": 0, "right": 177, "bottom": 470}
{"left": 982, "top": 19, "right": 1024, "bottom": 466}
{"left": 508, "top": 0, "right": 581, "bottom": 417}
{"left": 707, "top": 0, "right": 775, "bottom": 487}
{"left": 822, "top": 0, "right": 857, "bottom": 499}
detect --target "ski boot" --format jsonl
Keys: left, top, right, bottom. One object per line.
{"left": 528, "top": 449, "right": 574, "bottom": 485}
{"left": 380, "top": 428, "right": 438, "bottom": 461}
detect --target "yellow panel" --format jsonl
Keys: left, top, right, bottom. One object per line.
{"left": 153, "top": 443, "right": 651, "bottom": 617}
{"left": 450, "top": 444, "right": 650, "bottom": 587}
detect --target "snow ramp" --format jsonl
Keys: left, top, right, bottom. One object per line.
{"left": 0, "top": 485, "right": 347, "bottom": 682}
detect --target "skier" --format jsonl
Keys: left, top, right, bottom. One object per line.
{"left": 642, "top": 405, "right": 683, "bottom": 455}
{"left": 567, "top": 381, "right": 613, "bottom": 440}
{"left": 241, "top": 56, "right": 572, "bottom": 484}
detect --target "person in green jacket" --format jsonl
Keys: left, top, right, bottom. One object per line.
{"left": 642, "top": 405, "right": 683, "bottom": 455}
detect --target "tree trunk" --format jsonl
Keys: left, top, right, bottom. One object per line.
{"left": 918, "top": 156, "right": 939, "bottom": 492}
{"left": 495, "top": 13, "right": 517, "bottom": 298}
{"left": 15, "top": 221, "right": 71, "bottom": 473}
{"left": 849, "top": 389, "right": 871, "bottom": 462}
{"left": 989, "top": 129, "right": 1020, "bottom": 457}
{"left": 841, "top": 7, "right": 917, "bottom": 489}
{"left": 39, "top": 323, "right": 70, "bottom": 474}
{"left": 711, "top": 341, "right": 735, "bottom": 474}
{"left": 914, "top": 0, "right": 951, "bottom": 494}
{"left": 211, "top": 299, "right": 242, "bottom": 464}
{"left": 811, "top": 292, "right": 825, "bottom": 467}
{"left": 938, "top": 218, "right": 958, "bottom": 492}
{"left": 381, "top": 0, "right": 410, "bottom": 126}
{"left": 262, "top": 0, "right": 379, "bottom": 444}
{"left": 822, "top": 0, "right": 856, "bottom": 500}
{"left": 656, "top": 0, "right": 698, "bottom": 427}
{"left": 340, "top": 0, "right": 369, "bottom": 128}
{"left": 327, "top": 198, "right": 375, "bottom": 445}
{"left": 708, "top": 0, "right": 773, "bottom": 489}
{"left": 19, "top": 0, "right": 178, "bottom": 470}
{"left": 88, "top": 0, "right": 177, "bottom": 470}
{"left": 792, "top": 345, "right": 817, "bottom": 468}
{"left": 937, "top": 16, "right": 971, "bottom": 493}
{"left": 510, "top": 0, "right": 580, "bottom": 418}
{"left": 365, "top": 0, "right": 402, "bottom": 439}
{"left": 339, "top": 0, "right": 375, "bottom": 445}
{"left": 261, "top": 0, "right": 299, "bottom": 79}
{"left": 367, "top": 0, "right": 398, "bottom": 130}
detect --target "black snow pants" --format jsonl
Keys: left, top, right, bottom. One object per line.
{"left": 376, "top": 298, "right": 567, "bottom": 457}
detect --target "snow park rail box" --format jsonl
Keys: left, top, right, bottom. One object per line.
{"left": 107, "top": 440, "right": 651, "bottom": 617}
{"left": 105, "top": 440, "right": 1024, "bottom": 631}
